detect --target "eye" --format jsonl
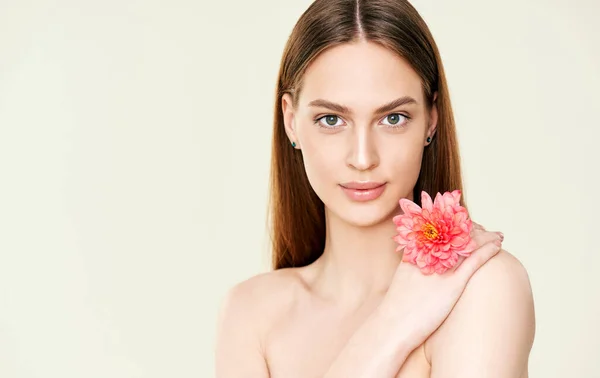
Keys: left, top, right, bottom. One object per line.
{"left": 315, "top": 115, "right": 345, "bottom": 129}
{"left": 381, "top": 113, "right": 410, "bottom": 128}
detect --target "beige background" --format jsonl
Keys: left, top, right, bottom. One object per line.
{"left": 0, "top": 0, "right": 598, "bottom": 377}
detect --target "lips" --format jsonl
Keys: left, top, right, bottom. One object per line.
{"left": 340, "top": 181, "right": 386, "bottom": 190}
{"left": 339, "top": 181, "right": 387, "bottom": 202}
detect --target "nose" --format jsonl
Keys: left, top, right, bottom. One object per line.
{"left": 346, "top": 126, "right": 379, "bottom": 172}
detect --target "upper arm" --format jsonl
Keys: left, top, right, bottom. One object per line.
{"left": 429, "top": 250, "right": 536, "bottom": 378}
{"left": 215, "top": 278, "right": 271, "bottom": 378}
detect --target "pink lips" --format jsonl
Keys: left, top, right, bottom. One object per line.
{"left": 339, "top": 181, "right": 387, "bottom": 202}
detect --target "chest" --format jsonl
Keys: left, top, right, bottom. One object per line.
{"left": 264, "top": 304, "right": 430, "bottom": 378}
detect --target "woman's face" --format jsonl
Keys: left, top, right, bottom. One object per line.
{"left": 282, "top": 41, "right": 438, "bottom": 227}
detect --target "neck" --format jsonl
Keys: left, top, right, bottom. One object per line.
{"left": 310, "top": 207, "right": 404, "bottom": 308}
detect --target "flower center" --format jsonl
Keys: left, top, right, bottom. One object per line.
{"left": 421, "top": 223, "right": 440, "bottom": 241}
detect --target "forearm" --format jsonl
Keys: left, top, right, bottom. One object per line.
{"left": 323, "top": 302, "right": 414, "bottom": 378}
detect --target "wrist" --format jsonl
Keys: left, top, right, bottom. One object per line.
{"left": 373, "top": 300, "right": 417, "bottom": 360}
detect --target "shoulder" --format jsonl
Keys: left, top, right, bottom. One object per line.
{"left": 215, "top": 268, "right": 307, "bottom": 374}
{"left": 459, "top": 248, "right": 533, "bottom": 304}
{"left": 433, "top": 248, "right": 536, "bottom": 339}
{"left": 463, "top": 248, "right": 534, "bottom": 314}
{"left": 222, "top": 268, "right": 303, "bottom": 304}
{"left": 426, "top": 249, "right": 536, "bottom": 374}
{"left": 217, "top": 268, "right": 306, "bottom": 337}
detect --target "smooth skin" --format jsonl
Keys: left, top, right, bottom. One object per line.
{"left": 215, "top": 41, "right": 535, "bottom": 378}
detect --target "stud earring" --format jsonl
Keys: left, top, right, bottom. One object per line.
{"left": 291, "top": 141, "right": 297, "bottom": 148}
{"left": 426, "top": 136, "right": 432, "bottom": 143}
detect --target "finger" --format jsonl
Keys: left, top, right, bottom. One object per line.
{"left": 471, "top": 220, "right": 504, "bottom": 237}
{"left": 472, "top": 221, "right": 485, "bottom": 231}
{"left": 448, "top": 230, "right": 501, "bottom": 273}
{"left": 469, "top": 223, "right": 486, "bottom": 239}
{"left": 455, "top": 239, "right": 502, "bottom": 281}
{"left": 447, "top": 254, "right": 467, "bottom": 273}
{"left": 472, "top": 230, "right": 503, "bottom": 247}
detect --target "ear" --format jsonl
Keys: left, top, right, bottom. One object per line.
{"left": 426, "top": 91, "right": 438, "bottom": 145}
{"left": 281, "top": 93, "right": 299, "bottom": 148}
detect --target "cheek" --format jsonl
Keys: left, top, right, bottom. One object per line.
{"left": 301, "top": 142, "right": 339, "bottom": 189}
{"left": 384, "top": 140, "right": 425, "bottom": 179}
{"left": 296, "top": 122, "right": 340, "bottom": 185}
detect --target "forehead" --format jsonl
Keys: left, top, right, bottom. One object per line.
{"left": 298, "top": 41, "right": 424, "bottom": 110}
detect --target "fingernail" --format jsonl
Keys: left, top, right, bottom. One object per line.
{"left": 497, "top": 232, "right": 504, "bottom": 242}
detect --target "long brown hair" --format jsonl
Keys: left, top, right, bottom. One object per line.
{"left": 269, "top": 0, "right": 467, "bottom": 270}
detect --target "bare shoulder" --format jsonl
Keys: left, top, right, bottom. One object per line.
{"left": 426, "top": 249, "right": 536, "bottom": 375}
{"left": 431, "top": 248, "right": 536, "bottom": 340}
{"left": 225, "top": 267, "right": 304, "bottom": 303}
{"left": 215, "top": 268, "right": 306, "bottom": 376}
{"left": 459, "top": 248, "right": 535, "bottom": 332}
{"left": 463, "top": 248, "right": 533, "bottom": 297}
{"left": 217, "top": 268, "right": 306, "bottom": 335}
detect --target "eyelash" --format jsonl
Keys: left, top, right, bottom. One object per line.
{"left": 312, "top": 113, "right": 411, "bottom": 130}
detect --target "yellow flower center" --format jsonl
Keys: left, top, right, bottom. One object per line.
{"left": 421, "top": 223, "right": 439, "bottom": 240}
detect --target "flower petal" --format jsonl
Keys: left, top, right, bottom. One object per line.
{"left": 412, "top": 216, "right": 426, "bottom": 229}
{"left": 453, "top": 211, "right": 467, "bottom": 226}
{"left": 434, "top": 263, "right": 450, "bottom": 274}
{"left": 450, "top": 236, "right": 469, "bottom": 247}
{"left": 421, "top": 208, "right": 431, "bottom": 220}
{"left": 440, "top": 253, "right": 458, "bottom": 268}
{"left": 434, "top": 192, "right": 445, "bottom": 212}
{"left": 400, "top": 229, "right": 417, "bottom": 241}
{"left": 399, "top": 198, "right": 422, "bottom": 216}
{"left": 402, "top": 252, "right": 416, "bottom": 263}
{"left": 399, "top": 216, "right": 414, "bottom": 229}
{"left": 450, "top": 190, "right": 461, "bottom": 203}
{"left": 393, "top": 235, "right": 407, "bottom": 245}
{"left": 455, "top": 240, "right": 477, "bottom": 256}
{"left": 421, "top": 191, "right": 434, "bottom": 212}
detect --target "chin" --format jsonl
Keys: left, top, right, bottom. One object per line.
{"left": 318, "top": 183, "right": 408, "bottom": 228}
{"left": 329, "top": 200, "right": 400, "bottom": 228}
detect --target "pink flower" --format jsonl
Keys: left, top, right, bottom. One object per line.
{"left": 392, "top": 190, "right": 477, "bottom": 275}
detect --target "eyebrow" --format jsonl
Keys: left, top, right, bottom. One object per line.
{"left": 307, "top": 96, "right": 418, "bottom": 115}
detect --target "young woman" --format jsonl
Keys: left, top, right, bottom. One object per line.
{"left": 216, "top": 0, "right": 535, "bottom": 377}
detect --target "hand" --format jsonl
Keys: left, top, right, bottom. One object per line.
{"left": 379, "top": 222, "right": 503, "bottom": 352}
